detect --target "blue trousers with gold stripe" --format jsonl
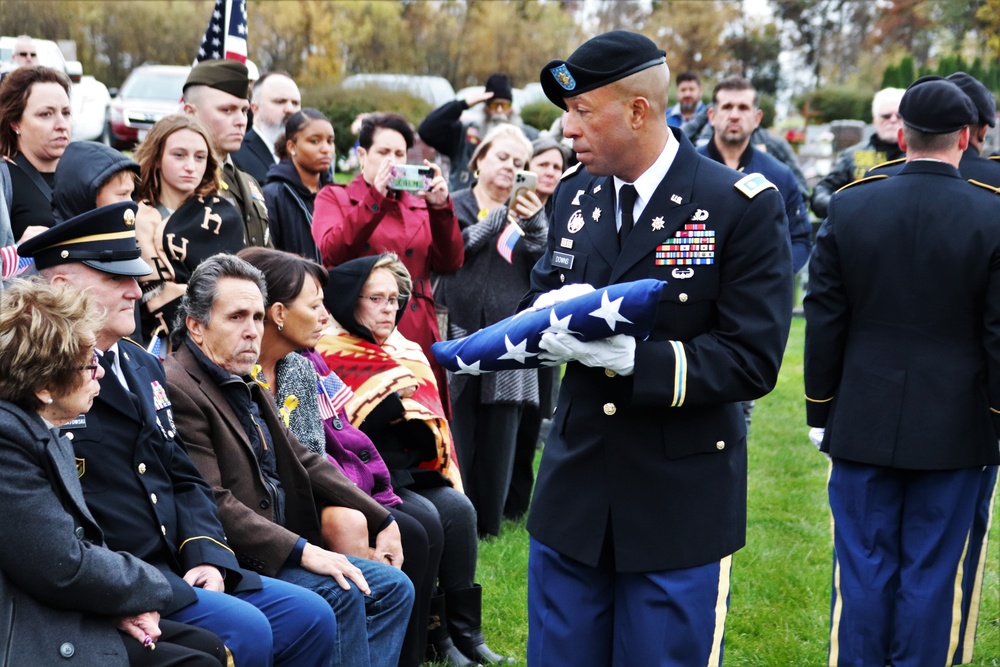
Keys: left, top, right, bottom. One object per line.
{"left": 527, "top": 538, "right": 731, "bottom": 667}
{"left": 952, "top": 465, "right": 998, "bottom": 665}
{"left": 827, "top": 460, "right": 982, "bottom": 667}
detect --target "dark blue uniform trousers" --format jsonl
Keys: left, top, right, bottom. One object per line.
{"left": 828, "top": 460, "right": 982, "bottom": 667}
{"left": 527, "top": 538, "right": 731, "bottom": 667}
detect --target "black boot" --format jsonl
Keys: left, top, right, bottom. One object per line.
{"left": 446, "top": 585, "right": 515, "bottom": 665}
{"left": 427, "top": 590, "right": 482, "bottom": 667}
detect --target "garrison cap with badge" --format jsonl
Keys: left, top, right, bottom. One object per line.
{"left": 540, "top": 30, "right": 666, "bottom": 110}
{"left": 946, "top": 72, "right": 997, "bottom": 127}
{"left": 183, "top": 58, "right": 250, "bottom": 99}
{"left": 898, "top": 76, "right": 978, "bottom": 134}
{"left": 18, "top": 201, "right": 152, "bottom": 277}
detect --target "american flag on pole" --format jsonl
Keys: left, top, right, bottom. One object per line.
{"left": 495, "top": 220, "right": 524, "bottom": 264}
{"left": 317, "top": 372, "right": 354, "bottom": 421}
{"left": 197, "top": 0, "right": 248, "bottom": 63}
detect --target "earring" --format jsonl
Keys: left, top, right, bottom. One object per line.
{"left": 46, "top": 398, "right": 53, "bottom": 404}
{"left": 277, "top": 324, "right": 283, "bottom": 332}
{"left": 291, "top": 151, "right": 296, "bottom": 157}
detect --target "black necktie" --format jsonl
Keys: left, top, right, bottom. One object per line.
{"left": 618, "top": 184, "right": 637, "bottom": 249}
{"left": 102, "top": 350, "right": 142, "bottom": 415}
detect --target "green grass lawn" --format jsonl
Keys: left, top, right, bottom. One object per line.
{"left": 473, "top": 317, "right": 1000, "bottom": 666}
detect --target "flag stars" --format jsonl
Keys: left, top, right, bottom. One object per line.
{"left": 541, "top": 309, "right": 577, "bottom": 336}
{"left": 498, "top": 335, "right": 537, "bottom": 365}
{"left": 589, "top": 291, "right": 632, "bottom": 331}
{"left": 455, "top": 357, "right": 482, "bottom": 376}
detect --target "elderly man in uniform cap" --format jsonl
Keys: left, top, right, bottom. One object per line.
{"left": 18, "top": 202, "right": 338, "bottom": 667}
{"left": 183, "top": 60, "right": 271, "bottom": 248}
{"left": 804, "top": 77, "right": 1000, "bottom": 667}
{"left": 520, "top": 30, "right": 792, "bottom": 666}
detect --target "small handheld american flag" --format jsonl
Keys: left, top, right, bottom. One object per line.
{"left": 495, "top": 219, "right": 524, "bottom": 264}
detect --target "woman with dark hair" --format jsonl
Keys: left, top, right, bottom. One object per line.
{"left": 262, "top": 108, "right": 335, "bottom": 261}
{"left": 238, "top": 246, "right": 449, "bottom": 667}
{"left": 0, "top": 278, "right": 227, "bottom": 667}
{"left": 132, "top": 114, "right": 246, "bottom": 350}
{"left": 320, "top": 253, "right": 513, "bottom": 666}
{"left": 311, "top": 112, "right": 463, "bottom": 415}
{"left": 0, "top": 65, "right": 72, "bottom": 241}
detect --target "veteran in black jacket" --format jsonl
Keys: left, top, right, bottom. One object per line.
{"left": 520, "top": 32, "right": 792, "bottom": 667}
{"left": 18, "top": 202, "right": 337, "bottom": 667}
{"left": 804, "top": 78, "right": 1000, "bottom": 667}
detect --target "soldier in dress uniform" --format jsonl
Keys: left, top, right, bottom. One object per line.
{"left": 520, "top": 31, "right": 793, "bottom": 666}
{"left": 804, "top": 78, "right": 1000, "bottom": 667}
{"left": 18, "top": 202, "right": 337, "bottom": 667}
{"left": 183, "top": 60, "right": 272, "bottom": 248}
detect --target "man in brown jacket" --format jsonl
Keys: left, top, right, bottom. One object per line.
{"left": 164, "top": 253, "right": 413, "bottom": 667}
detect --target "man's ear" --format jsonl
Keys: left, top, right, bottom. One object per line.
{"left": 186, "top": 316, "right": 205, "bottom": 345}
{"left": 896, "top": 126, "right": 908, "bottom": 153}
{"left": 630, "top": 96, "right": 651, "bottom": 129}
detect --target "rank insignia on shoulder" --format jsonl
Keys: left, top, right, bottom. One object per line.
{"left": 968, "top": 179, "right": 1000, "bottom": 195}
{"left": 561, "top": 162, "right": 583, "bottom": 180}
{"left": 835, "top": 174, "right": 887, "bottom": 194}
{"left": 734, "top": 173, "right": 777, "bottom": 198}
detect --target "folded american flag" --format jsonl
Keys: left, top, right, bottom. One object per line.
{"left": 431, "top": 279, "right": 666, "bottom": 374}
{"left": 496, "top": 221, "right": 523, "bottom": 263}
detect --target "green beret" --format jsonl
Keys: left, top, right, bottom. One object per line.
{"left": 184, "top": 59, "right": 250, "bottom": 100}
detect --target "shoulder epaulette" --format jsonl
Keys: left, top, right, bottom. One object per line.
{"left": 989, "top": 155, "right": 1000, "bottom": 163}
{"left": 734, "top": 173, "right": 776, "bottom": 199}
{"left": 835, "top": 174, "right": 887, "bottom": 194}
{"left": 969, "top": 179, "right": 1000, "bottom": 195}
{"left": 560, "top": 161, "right": 583, "bottom": 181}
{"left": 865, "top": 157, "right": 905, "bottom": 175}
{"left": 121, "top": 336, "right": 146, "bottom": 350}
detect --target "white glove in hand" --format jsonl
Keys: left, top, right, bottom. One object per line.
{"left": 538, "top": 332, "right": 636, "bottom": 375}
{"left": 808, "top": 427, "right": 825, "bottom": 450}
{"left": 530, "top": 283, "right": 595, "bottom": 311}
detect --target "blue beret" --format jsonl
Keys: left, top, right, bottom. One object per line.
{"left": 946, "top": 72, "right": 996, "bottom": 127}
{"left": 899, "top": 76, "right": 978, "bottom": 134}
{"left": 18, "top": 201, "right": 152, "bottom": 276}
{"left": 540, "top": 31, "right": 666, "bottom": 110}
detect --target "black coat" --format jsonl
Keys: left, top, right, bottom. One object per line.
{"left": 805, "top": 160, "right": 1000, "bottom": 469}
{"left": 7, "top": 152, "right": 55, "bottom": 240}
{"left": 261, "top": 158, "right": 331, "bottom": 261}
{"left": 521, "top": 129, "right": 793, "bottom": 571}
{"left": 67, "top": 339, "right": 261, "bottom": 614}
{"left": 0, "top": 401, "right": 172, "bottom": 666}
{"left": 233, "top": 129, "right": 276, "bottom": 189}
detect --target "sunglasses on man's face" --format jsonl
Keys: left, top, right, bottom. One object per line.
{"left": 16, "top": 51, "right": 37, "bottom": 57}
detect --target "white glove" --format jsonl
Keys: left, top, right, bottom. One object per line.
{"left": 539, "top": 332, "right": 636, "bottom": 375}
{"left": 808, "top": 427, "right": 825, "bottom": 450}
{"left": 530, "top": 283, "right": 595, "bottom": 311}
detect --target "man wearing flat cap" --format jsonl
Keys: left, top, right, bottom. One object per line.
{"left": 520, "top": 30, "right": 793, "bottom": 665}
{"left": 183, "top": 59, "right": 272, "bottom": 248}
{"left": 804, "top": 77, "right": 1000, "bottom": 666}
{"left": 19, "top": 202, "right": 338, "bottom": 666}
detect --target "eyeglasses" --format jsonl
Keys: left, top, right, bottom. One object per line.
{"left": 878, "top": 112, "right": 902, "bottom": 121}
{"left": 16, "top": 51, "right": 36, "bottom": 57}
{"left": 486, "top": 100, "right": 512, "bottom": 112}
{"left": 359, "top": 294, "right": 406, "bottom": 310}
{"left": 78, "top": 351, "right": 100, "bottom": 380}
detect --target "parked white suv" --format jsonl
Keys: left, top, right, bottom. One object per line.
{"left": 0, "top": 36, "right": 111, "bottom": 143}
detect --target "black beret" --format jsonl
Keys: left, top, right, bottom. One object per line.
{"left": 946, "top": 72, "right": 996, "bottom": 127}
{"left": 19, "top": 201, "right": 152, "bottom": 276}
{"left": 183, "top": 59, "right": 250, "bottom": 100}
{"left": 899, "top": 76, "right": 977, "bottom": 134}
{"left": 540, "top": 30, "right": 666, "bottom": 110}
{"left": 485, "top": 73, "right": 513, "bottom": 102}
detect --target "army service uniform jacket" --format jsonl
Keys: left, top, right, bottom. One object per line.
{"left": 522, "top": 129, "right": 793, "bottom": 572}
{"left": 68, "top": 340, "right": 260, "bottom": 615}
{"left": 0, "top": 401, "right": 172, "bottom": 666}
{"left": 804, "top": 160, "right": 1000, "bottom": 469}
{"left": 221, "top": 161, "right": 272, "bottom": 248}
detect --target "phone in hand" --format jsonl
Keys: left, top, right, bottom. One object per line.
{"left": 508, "top": 170, "right": 537, "bottom": 208}
{"left": 389, "top": 164, "right": 434, "bottom": 192}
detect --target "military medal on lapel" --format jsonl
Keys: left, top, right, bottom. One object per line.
{"left": 567, "top": 210, "right": 585, "bottom": 233}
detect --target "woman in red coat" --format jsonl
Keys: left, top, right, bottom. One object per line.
{"left": 312, "top": 113, "right": 463, "bottom": 414}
